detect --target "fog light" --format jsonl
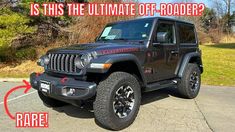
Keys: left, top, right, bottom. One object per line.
{"left": 62, "top": 88, "right": 76, "bottom": 96}
{"left": 33, "top": 80, "right": 38, "bottom": 87}
{"left": 67, "top": 88, "right": 76, "bottom": 96}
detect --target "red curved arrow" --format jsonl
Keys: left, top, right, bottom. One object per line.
{"left": 4, "top": 80, "right": 31, "bottom": 120}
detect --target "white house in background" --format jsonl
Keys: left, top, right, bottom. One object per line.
{"left": 231, "top": 11, "right": 235, "bottom": 33}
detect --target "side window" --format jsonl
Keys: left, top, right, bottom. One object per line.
{"left": 155, "top": 23, "right": 176, "bottom": 44}
{"left": 178, "top": 24, "right": 196, "bottom": 44}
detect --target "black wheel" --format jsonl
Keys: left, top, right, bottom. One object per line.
{"left": 177, "top": 63, "right": 201, "bottom": 99}
{"left": 94, "top": 72, "right": 141, "bottom": 130}
{"left": 38, "top": 91, "right": 67, "bottom": 107}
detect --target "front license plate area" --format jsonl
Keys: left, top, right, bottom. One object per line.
{"left": 40, "top": 81, "right": 51, "bottom": 93}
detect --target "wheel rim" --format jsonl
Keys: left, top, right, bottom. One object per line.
{"left": 189, "top": 71, "right": 200, "bottom": 92}
{"left": 113, "top": 85, "right": 135, "bottom": 118}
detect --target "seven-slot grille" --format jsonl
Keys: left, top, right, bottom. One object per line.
{"left": 47, "top": 53, "right": 79, "bottom": 73}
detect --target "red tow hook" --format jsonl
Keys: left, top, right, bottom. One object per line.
{"left": 61, "top": 77, "right": 68, "bottom": 84}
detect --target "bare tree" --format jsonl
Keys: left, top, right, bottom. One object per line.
{"left": 221, "top": 0, "right": 233, "bottom": 16}
{"left": 212, "top": 0, "right": 235, "bottom": 33}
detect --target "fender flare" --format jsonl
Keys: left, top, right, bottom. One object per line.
{"left": 177, "top": 52, "right": 203, "bottom": 77}
{"left": 87, "top": 54, "right": 147, "bottom": 85}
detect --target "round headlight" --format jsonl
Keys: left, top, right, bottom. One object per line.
{"left": 37, "top": 55, "right": 50, "bottom": 67}
{"left": 44, "top": 56, "right": 50, "bottom": 65}
{"left": 75, "top": 53, "right": 92, "bottom": 69}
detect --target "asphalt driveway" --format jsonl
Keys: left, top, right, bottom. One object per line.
{"left": 0, "top": 82, "right": 234, "bottom": 132}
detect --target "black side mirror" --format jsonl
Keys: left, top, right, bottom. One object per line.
{"left": 153, "top": 32, "right": 168, "bottom": 46}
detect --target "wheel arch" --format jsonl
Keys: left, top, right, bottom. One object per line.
{"left": 107, "top": 60, "right": 145, "bottom": 87}
{"left": 177, "top": 52, "right": 203, "bottom": 77}
{"left": 86, "top": 54, "right": 147, "bottom": 87}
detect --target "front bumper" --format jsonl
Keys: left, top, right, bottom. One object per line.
{"left": 30, "top": 72, "right": 97, "bottom": 101}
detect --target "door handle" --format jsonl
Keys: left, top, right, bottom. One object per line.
{"left": 171, "top": 50, "right": 179, "bottom": 54}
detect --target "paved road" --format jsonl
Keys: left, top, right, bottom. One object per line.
{"left": 0, "top": 82, "right": 234, "bottom": 132}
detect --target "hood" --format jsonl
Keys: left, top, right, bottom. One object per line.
{"left": 47, "top": 42, "right": 144, "bottom": 55}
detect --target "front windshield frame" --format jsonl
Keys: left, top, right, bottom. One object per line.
{"left": 96, "top": 19, "right": 154, "bottom": 42}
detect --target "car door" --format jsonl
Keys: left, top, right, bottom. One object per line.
{"left": 144, "top": 20, "right": 179, "bottom": 83}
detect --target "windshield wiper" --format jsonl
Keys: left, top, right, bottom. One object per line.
{"left": 97, "top": 37, "right": 109, "bottom": 42}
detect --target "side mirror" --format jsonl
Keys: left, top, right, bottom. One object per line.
{"left": 152, "top": 32, "right": 168, "bottom": 47}
{"left": 157, "top": 32, "right": 168, "bottom": 43}
{"left": 153, "top": 32, "right": 168, "bottom": 46}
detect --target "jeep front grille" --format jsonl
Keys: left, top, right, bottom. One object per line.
{"left": 47, "top": 53, "right": 79, "bottom": 73}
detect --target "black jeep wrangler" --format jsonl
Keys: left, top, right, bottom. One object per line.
{"left": 30, "top": 17, "right": 203, "bottom": 130}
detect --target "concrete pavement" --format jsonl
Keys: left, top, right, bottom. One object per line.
{"left": 195, "top": 85, "right": 235, "bottom": 132}
{"left": 0, "top": 82, "right": 234, "bottom": 131}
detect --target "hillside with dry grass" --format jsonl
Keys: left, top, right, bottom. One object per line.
{"left": 0, "top": 0, "right": 137, "bottom": 77}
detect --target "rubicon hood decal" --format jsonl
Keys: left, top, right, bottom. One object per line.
{"left": 99, "top": 48, "right": 139, "bottom": 55}
{"left": 47, "top": 43, "right": 142, "bottom": 54}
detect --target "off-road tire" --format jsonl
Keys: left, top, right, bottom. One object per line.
{"left": 38, "top": 91, "right": 67, "bottom": 107}
{"left": 94, "top": 72, "right": 141, "bottom": 130}
{"left": 178, "top": 63, "right": 201, "bottom": 99}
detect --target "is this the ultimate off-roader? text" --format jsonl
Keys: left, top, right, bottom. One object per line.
{"left": 30, "top": 17, "right": 203, "bottom": 130}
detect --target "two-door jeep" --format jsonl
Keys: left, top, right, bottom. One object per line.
{"left": 30, "top": 17, "right": 203, "bottom": 130}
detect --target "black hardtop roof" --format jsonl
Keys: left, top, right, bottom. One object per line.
{"left": 113, "top": 17, "right": 194, "bottom": 25}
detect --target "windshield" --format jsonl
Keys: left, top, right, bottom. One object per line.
{"left": 97, "top": 19, "right": 154, "bottom": 41}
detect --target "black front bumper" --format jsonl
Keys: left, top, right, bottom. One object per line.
{"left": 30, "top": 72, "right": 97, "bottom": 101}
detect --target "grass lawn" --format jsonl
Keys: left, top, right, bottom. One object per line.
{"left": 200, "top": 43, "right": 235, "bottom": 86}
{"left": 0, "top": 43, "right": 234, "bottom": 86}
{"left": 0, "top": 60, "right": 43, "bottom": 78}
